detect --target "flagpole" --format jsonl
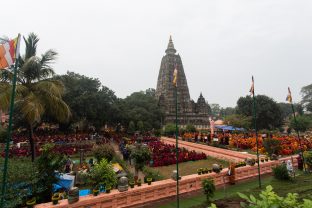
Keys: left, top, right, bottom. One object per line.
{"left": 0, "top": 34, "right": 20, "bottom": 207}
{"left": 251, "top": 77, "right": 261, "bottom": 188}
{"left": 290, "top": 102, "right": 306, "bottom": 172}
{"left": 175, "top": 83, "right": 180, "bottom": 208}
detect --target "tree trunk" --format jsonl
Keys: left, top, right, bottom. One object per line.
{"left": 29, "top": 124, "right": 35, "bottom": 162}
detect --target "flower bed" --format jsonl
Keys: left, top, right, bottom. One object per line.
{"left": 230, "top": 135, "right": 312, "bottom": 155}
{"left": 148, "top": 141, "right": 207, "bottom": 167}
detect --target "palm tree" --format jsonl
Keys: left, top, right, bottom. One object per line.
{"left": 0, "top": 33, "right": 71, "bottom": 161}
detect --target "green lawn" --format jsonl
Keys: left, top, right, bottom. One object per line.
{"left": 158, "top": 172, "right": 312, "bottom": 208}
{"left": 151, "top": 157, "right": 229, "bottom": 179}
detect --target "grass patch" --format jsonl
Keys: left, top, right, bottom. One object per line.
{"left": 151, "top": 156, "right": 229, "bottom": 179}
{"left": 157, "top": 171, "right": 312, "bottom": 208}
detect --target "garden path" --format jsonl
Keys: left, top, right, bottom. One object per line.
{"left": 161, "top": 137, "right": 257, "bottom": 162}
{"left": 111, "top": 142, "right": 145, "bottom": 181}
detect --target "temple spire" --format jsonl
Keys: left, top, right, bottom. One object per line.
{"left": 165, "top": 35, "right": 177, "bottom": 54}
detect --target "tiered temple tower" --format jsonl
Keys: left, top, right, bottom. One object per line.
{"left": 156, "top": 36, "right": 211, "bottom": 129}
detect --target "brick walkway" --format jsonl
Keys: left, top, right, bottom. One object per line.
{"left": 161, "top": 137, "right": 257, "bottom": 162}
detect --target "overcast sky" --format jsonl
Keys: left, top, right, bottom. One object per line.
{"left": 2, "top": 0, "right": 312, "bottom": 107}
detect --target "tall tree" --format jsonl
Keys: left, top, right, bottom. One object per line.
{"left": 236, "top": 95, "right": 283, "bottom": 130}
{"left": 54, "top": 72, "right": 120, "bottom": 130}
{"left": 301, "top": 83, "right": 312, "bottom": 112}
{"left": 0, "top": 33, "right": 71, "bottom": 161}
{"left": 210, "top": 103, "right": 221, "bottom": 118}
{"left": 119, "top": 89, "right": 163, "bottom": 132}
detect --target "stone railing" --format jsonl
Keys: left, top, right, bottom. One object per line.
{"left": 36, "top": 156, "right": 298, "bottom": 208}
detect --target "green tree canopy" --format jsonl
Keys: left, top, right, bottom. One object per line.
{"left": 236, "top": 95, "right": 283, "bottom": 130}
{"left": 278, "top": 102, "right": 303, "bottom": 120}
{"left": 118, "top": 89, "right": 163, "bottom": 132}
{"left": 54, "top": 71, "right": 120, "bottom": 130}
{"left": 224, "top": 114, "right": 252, "bottom": 129}
{"left": 290, "top": 115, "right": 312, "bottom": 132}
{"left": 301, "top": 83, "right": 312, "bottom": 112}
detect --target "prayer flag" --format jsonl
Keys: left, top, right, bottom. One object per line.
{"left": 0, "top": 35, "right": 21, "bottom": 69}
{"left": 286, "top": 87, "right": 292, "bottom": 103}
{"left": 249, "top": 76, "right": 254, "bottom": 96}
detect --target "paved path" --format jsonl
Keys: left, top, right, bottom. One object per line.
{"left": 111, "top": 142, "right": 145, "bottom": 180}
{"left": 161, "top": 137, "right": 257, "bottom": 162}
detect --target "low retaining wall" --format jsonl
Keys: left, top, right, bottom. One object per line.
{"left": 36, "top": 156, "right": 298, "bottom": 208}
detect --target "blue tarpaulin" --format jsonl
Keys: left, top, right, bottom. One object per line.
{"left": 215, "top": 125, "right": 245, "bottom": 131}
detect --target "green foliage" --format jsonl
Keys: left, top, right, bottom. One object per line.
{"left": 118, "top": 89, "right": 163, "bottom": 132}
{"left": 92, "top": 144, "right": 115, "bottom": 162}
{"left": 130, "top": 145, "right": 151, "bottom": 172}
{"left": 220, "top": 107, "right": 236, "bottom": 117}
{"left": 236, "top": 95, "right": 283, "bottom": 130}
{"left": 0, "top": 158, "right": 39, "bottom": 208}
{"left": 278, "top": 103, "right": 303, "bottom": 119}
{"left": 0, "top": 126, "right": 7, "bottom": 143}
{"left": 238, "top": 185, "right": 312, "bottom": 208}
{"left": 128, "top": 121, "right": 136, "bottom": 134}
{"left": 301, "top": 83, "right": 312, "bottom": 112}
{"left": 35, "top": 143, "right": 66, "bottom": 202}
{"left": 163, "top": 123, "right": 177, "bottom": 136}
{"left": 89, "top": 158, "right": 117, "bottom": 188}
{"left": 185, "top": 124, "right": 196, "bottom": 133}
{"left": 224, "top": 114, "right": 252, "bottom": 129}
{"left": 303, "top": 151, "right": 312, "bottom": 167}
{"left": 290, "top": 115, "right": 312, "bottom": 132}
{"left": 137, "top": 120, "right": 144, "bottom": 132}
{"left": 210, "top": 104, "right": 221, "bottom": 118}
{"left": 202, "top": 178, "right": 216, "bottom": 203}
{"left": 263, "top": 138, "right": 281, "bottom": 156}
{"left": 55, "top": 71, "right": 119, "bottom": 130}
{"left": 142, "top": 166, "right": 164, "bottom": 181}
{"left": 272, "top": 164, "right": 290, "bottom": 181}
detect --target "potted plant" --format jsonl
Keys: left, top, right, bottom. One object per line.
{"left": 129, "top": 181, "right": 135, "bottom": 188}
{"left": 197, "top": 168, "right": 203, "bottom": 175}
{"left": 260, "top": 158, "right": 265, "bottom": 163}
{"left": 137, "top": 179, "right": 142, "bottom": 186}
{"left": 265, "top": 157, "right": 269, "bottom": 162}
{"left": 93, "top": 186, "right": 100, "bottom": 196}
{"left": 146, "top": 177, "right": 152, "bottom": 185}
{"left": 105, "top": 185, "right": 112, "bottom": 193}
{"left": 52, "top": 193, "right": 60, "bottom": 205}
{"left": 26, "top": 197, "right": 36, "bottom": 208}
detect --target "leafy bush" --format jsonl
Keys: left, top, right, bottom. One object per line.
{"left": 130, "top": 145, "right": 151, "bottom": 173}
{"left": 0, "top": 126, "right": 8, "bottom": 143}
{"left": 238, "top": 185, "right": 312, "bottom": 208}
{"left": 272, "top": 164, "right": 290, "bottom": 181}
{"left": 202, "top": 178, "right": 216, "bottom": 203}
{"left": 0, "top": 158, "right": 39, "bottom": 208}
{"left": 185, "top": 124, "right": 196, "bottom": 133}
{"left": 303, "top": 151, "right": 312, "bottom": 167}
{"left": 142, "top": 166, "right": 164, "bottom": 181}
{"left": 93, "top": 144, "right": 115, "bottom": 162}
{"left": 163, "top": 123, "right": 177, "bottom": 136}
{"left": 89, "top": 158, "right": 117, "bottom": 188}
{"left": 36, "top": 143, "right": 66, "bottom": 202}
{"left": 263, "top": 138, "right": 281, "bottom": 156}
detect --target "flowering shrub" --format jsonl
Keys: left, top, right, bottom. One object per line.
{"left": 230, "top": 135, "right": 312, "bottom": 155}
{"left": 148, "top": 141, "right": 207, "bottom": 167}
